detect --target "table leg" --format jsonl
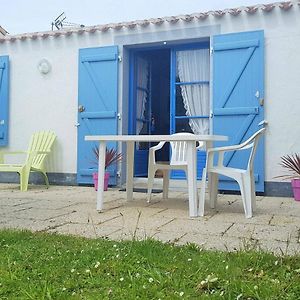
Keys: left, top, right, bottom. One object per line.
{"left": 205, "top": 141, "right": 213, "bottom": 208}
{"left": 198, "top": 141, "right": 211, "bottom": 216}
{"left": 186, "top": 141, "right": 198, "bottom": 217}
{"left": 126, "top": 141, "right": 134, "bottom": 201}
{"left": 198, "top": 166, "right": 207, "bottom": 217}
{"left": 96, "top": 141, "right": 106, "bottom": 211}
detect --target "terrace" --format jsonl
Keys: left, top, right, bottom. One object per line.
{"left": 0, "top": 183, "right": 299, "bottom": 255}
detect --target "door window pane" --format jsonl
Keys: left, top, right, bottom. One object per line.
{"left": 175, "top": 48, "right": 210, "bottom": 134}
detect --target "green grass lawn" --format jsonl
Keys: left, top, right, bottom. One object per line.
{"left": 0, "top": 229, "right": 299, "bottom": 299}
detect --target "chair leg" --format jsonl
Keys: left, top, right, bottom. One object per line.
{"left": 162, "top": 170, "right": 169, "bottom": 199}
{"left": 147, "top": 166, "right": 156, "bottom": 203}
{"left": 41, "top": 171, "right": 50, "bottom": 188}
{"left": 19, "top": 169, "right": 30, "bottom": 192}
{"left": 209, "top": 173, "right": 219, "bottom": 209}
{"left": 240, "top": 176, "right": 253, "bottom": 218}
{"left": 250, "top": 172, "right": 256, "bottom": 212}
{"left": 198, "top": 168, "right": 207, "bottom": 217}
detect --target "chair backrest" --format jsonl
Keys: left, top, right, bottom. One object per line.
{"left": 242, "top": 128, "right": 265, "bottom": 171}
{"left": 170, "top": 132, "right": 199, "bottom": 166}
{"left": 26, "top": 131, "right": 56, "bottom": 169}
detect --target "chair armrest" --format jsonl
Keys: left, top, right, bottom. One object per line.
{"left": 206, "top": 142, "right": 253, "bottom": 168}
{"left": 150, "top": 141, "right": 166, "bottom": 152}
{"left": 149, "top": 141, "right": 166, "bottom": 166}
{"left": 0, "top": 151, "right": 27, "bottom": 155}
{"left": 207, "top": 142, "right": 252, "bottom": 155}
{"left": 0, "top": 151, "right": 28, "bottom": 164}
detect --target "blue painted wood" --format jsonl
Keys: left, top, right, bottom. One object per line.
{"left": 130, "top": 54, "right": 152, "bottom": 177}
{"left": 213, "top": 30, "right": 265, "bottom": 192}
{"left": 170, "top": 49, "right": 176, "bottom": 134}
{"left": 214, "top": 107, "right": 259, "bottom": 116}
{"left": 128, "top": 52, "right": 135, "bottom": 134}
{"left": 77, "top": 46, "right": 119, "bottom": 185}
{"left": 218, "top": 47, "right": 257, "bottom": 109}
{"left": 175, "top": 116, "right": 209, "bottom": 120}
{"left": 80, "top": 111, "right": 116, "bottom": 119}
{"left": 129, "top": 42, "right": 210, "bottom": 178}
{"left": 81, "top": 54, "right": 117, "bottom": 62}
{"left": 214, "top": 39, "right": 260, "bottom": 51}
{"left": 0, "top": 56, "right": 9, "bottom": 147}
{"left": 175, "top": 81, "right": 209, "bottom": 86}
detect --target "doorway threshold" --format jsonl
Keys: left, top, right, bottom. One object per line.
{"left": 121, "top": 177, "right": 203, "bottom": 192}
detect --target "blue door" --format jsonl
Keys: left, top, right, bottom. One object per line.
{"left": 132, "top": 55, "right": 152, "bottom": 176}
{"left": 0, "top": 56, "right": 9, "bottom": 146}
{"left": 77, "top": 46, "right": 119, "bottom": 184}
{"left": 213, "top": 30, "right": 265, "bottom": 192}
{"left": 170, "top": 45, "right": 210, "bottom": 180}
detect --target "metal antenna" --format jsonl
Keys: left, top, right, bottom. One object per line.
{"left": 51, "top": 12, "right": 66, "bottom": 30}
{"left": 51, "top": 12, "right": 84, "bottom": 30}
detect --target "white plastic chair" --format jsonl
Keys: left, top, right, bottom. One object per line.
{"left": 147, "top": 133, "right": 203, "bottom": 203}
{"left": 199, "top": 128, "right": 265, "bottom": 218}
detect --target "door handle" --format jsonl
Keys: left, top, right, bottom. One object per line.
{"left": 75, "top": 123, "right": 80, "bottom": 127}
{"left": 78, "top": 105, "right": 85, "bottom": 112}
{"left": 259, "top": 98, "right": 264, "bottom": 106}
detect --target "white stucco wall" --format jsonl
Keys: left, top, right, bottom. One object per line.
{"left": 0, "top": 3, "right": 299, "bottom": 182}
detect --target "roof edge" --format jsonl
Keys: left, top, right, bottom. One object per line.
{"left": 0, "top": 1, "right": 298, "bottom": 43}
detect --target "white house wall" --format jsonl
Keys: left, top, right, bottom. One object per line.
{"left": 0, "top": 3, "right": 299, "bottom": 185}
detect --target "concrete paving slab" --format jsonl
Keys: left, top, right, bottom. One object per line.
{"left": 270, "top": 215, "right": 300, "bottom": 226}
{"left": 0, "top": 216, "right": 66, "bottom": 231}
{"left": 105, "top": 228, "right": 142, "bottom": 241}
{"left": 224, "top": 223, "right": 299, "bottom": 243}
{"left": 152, "top": 208, "right": 213, "bottom": 220}
{"left": 159, "top": 218, "right": 233, "bottom": 235}
{"left": 48, "top": 223, "right": 122, "bottom": 239}
{"left": 55, "top": 208, "right": 123, "bottom": 225}
{"left": 177, "top": 233, "right": 244, "bottom": 252}
{"left": 0, "top": 197, "right": 40, "bottom": 207}
{"left": 276, "top": 201, "right": 300, "bottom": 217}
{"left": 0, "top": 183, "right": 299, "bottom": 255}
{"left": 209, "top": 212, "right": 273, "bottom": 225}
{"left": 150, "top": 230, "right": 186, "bottom": 243}
{"left": 103, "top": 213, "right": 174, "bottom": 232}
{"left": 257, "top": 240, "right": 300, "bottom": 256}
{"left": 6, "top": 207, "right": 75, "bottom": 221}
{"left": 147, "top": 196, "right": 189, "bottom": 210}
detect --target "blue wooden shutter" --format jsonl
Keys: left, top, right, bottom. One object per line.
{"left": 213, "top": 30, "right": 265, "bottom": 192}
{"left": 77, "top": 46, "right": 119, "bottom": 184}
{"left": 0, "top": 56, "right": 9, "bottom": 146}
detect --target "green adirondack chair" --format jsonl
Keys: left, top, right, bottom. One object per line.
{"left": 0, "top": 131, "right": 56, "bottom": 191}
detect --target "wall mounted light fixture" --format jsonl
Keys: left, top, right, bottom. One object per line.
{"left": 37, "top": 58, "right": 51, "bottom": 74}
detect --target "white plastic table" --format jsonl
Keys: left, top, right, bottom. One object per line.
{"left": 85, "top": 134, "right": 228, "bottom": 217}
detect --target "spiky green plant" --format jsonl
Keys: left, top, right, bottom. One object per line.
{"left": 93, "top": 147, "right": 122, "bottom": 169}
{"left": 278, "top": 153, "right": 300, "bottom": 180}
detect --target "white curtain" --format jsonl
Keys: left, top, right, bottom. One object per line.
{"left": 136, "top": 57, "right": 149, "bottom": 135}
{"left": 177, "top": 49, "right": 210, "bottom": 134}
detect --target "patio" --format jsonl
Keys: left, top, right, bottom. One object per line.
{"left": 0, "top": 183, "right": 299, "bottom": 255}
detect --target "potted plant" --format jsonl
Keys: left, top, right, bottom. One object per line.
{"left": 92, "top": 147, "right": 122, "bottom": 191}
{"left": 278, "top": 153, "right": 300, "bottom": 201}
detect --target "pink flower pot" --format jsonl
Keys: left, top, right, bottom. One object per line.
{"left": 291, "top": 179, "right": 300, "bottom": 201}
{"left": 92, "top": 172, "right": 110, "bottom": 191}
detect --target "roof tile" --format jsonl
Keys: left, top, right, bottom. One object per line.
{"left": 0, "top": 1, "right": 298, "bottom": 43}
